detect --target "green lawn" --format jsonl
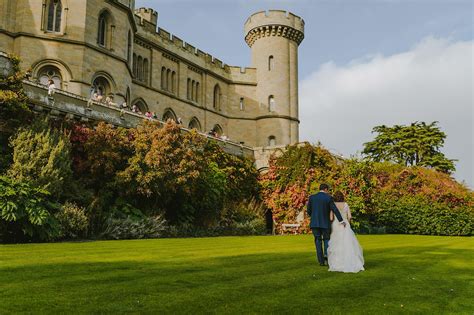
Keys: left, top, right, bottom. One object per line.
{"left": 0, "top": 235, "right": 473, "bottom": 314}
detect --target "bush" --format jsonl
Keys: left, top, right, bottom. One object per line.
{"left": 374, "top": 196, "right": 473, "bottom": 236}
{"left": 8, "top": 118, "right": 72, "bottom": 199}
{"left": 101, "top": 215, "right": 167, "bottom": 240}
{"left": 0, "top": 176, "right": 59, "bottom": 242}
{"left": 55, "top": 202, "right": 88, "bottom": 239}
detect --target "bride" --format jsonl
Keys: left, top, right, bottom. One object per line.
{"left": 327, "top": 191, "right": 365, "bottom": 273}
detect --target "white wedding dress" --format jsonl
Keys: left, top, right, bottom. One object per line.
{"left": 328, "top": 202, "right": 365, "bottom": 273}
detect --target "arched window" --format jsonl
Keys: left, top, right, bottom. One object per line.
{"left": 171, "top": 71, "right": 176, "bottom": 93}
{"left": 240, "top": 97, "right": 244, "bottom": 111}
{"left": 268, "top": 55, "right": 274, "bottom": 71}
{"left": 38, "top": 66, "right": 62, "bottom": 88}
{"left": 92, "top": 76, "right": 111, "bottom": 97}
{"left": 162, "top": 108, "right": 177, "bottom": 122}
{"left": 268, "top": 136, "right": 276, "bottom": 146}
{"left": 187, "top": 78, "right": 191, "bottom": 99}
{"left": 143, "top": 59, "right": 149, "bottom": 84}
{"left": 127, "top": 31, "right": 132, "bottom": 65}
{"left": 97, "top": 12, "right": 108, "bottom": 47}
{"left": 188, "top": 117, "right": 202, "bottom": 131}
{"left": 213, "top": 84, "right": 221, "bottom": 110}
{"left": 161, "top": 67, "right": 166, "bottom": 89}
{"left": 195, "top": 82, "right": 200, "bottom": 103}
{"left": 132, "top": 53, "right": 137, "bottom": 77}
{"left": 47, "top": 0, "right": 62, "bottom": 32}
{"left": 133, "top": 100, "right": 148, "bottom": 113}
{"left": 166, "top": 69, "right": 171, "bottom": 91}
{"left": 268, "top": 95, "right": 275, "bottom": 112}
{"left": 126, "top": 87, "right": 130, "bottom": 107}
{"left": 137, "top": 56, "right": 143, "bottom": 81}
{"left": 213, "top": 124, "right": 223, "bottom": 137}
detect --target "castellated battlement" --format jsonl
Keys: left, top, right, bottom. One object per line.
{"left": 244, "top": 10, "right": 305, "bottom": 47}
{"left": 135, "top": 7, "right": 158, "bottom": 26}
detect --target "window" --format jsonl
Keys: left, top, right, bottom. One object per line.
{"left": 239, "top": 97, "right": 244, "bottom": 111}
{"left": 133, "top": 53, "right": 137, "bottom": 77}
{"left": 46, "top": 0, "right": 62, "bottom": 32}
{"left": 127, "top": 31, "right": 132, "bottom": 65}
{"left": 166, "top": 69, "right": 171, "bottom": 91}
{"left": 213, "top": 84, "right": 221, "bottom": 110}
{"left": 213, "top": 124, "right": 223, "bottom": 137}
{"left": 268, "top": 55, "right": 274, "bottom": 71}
{"left": 268, "top": 136, "right": 276, "bottom": 146}
{"left": 143, "top": 59, "right": 149, "bottom": 84}
{"left": 195, "top": 82, "right": 200, "bottom": 103}
{"left": 188, "top": 117, "right": 201, "bottom": 131}
{"left": 161, "top": 67, "right": 166, "bottom": 89}
{"left": 133, "top": 100, "right": 148, "bottom": 113}
{"left": 162, "top": 108, "right": 177, "bottom": 122}
{"left": 92, "top": 76, "right": 111, "bottom": 97}
{"left": 171, "top": 71, "right": 176, "bottom": 93}
{"left": 98, "top": 12, "right": 107, "bottom": 47}
{"left": 268, "top": 95, "right": 275, "bottom": 112}
{"left": 187, "top": 78, "right": 191, "bottom": 99}
{"left": 38, "top": 66, "right": 62, "bottom": 88}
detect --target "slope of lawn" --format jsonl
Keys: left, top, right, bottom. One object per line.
{"left": 0, "top": 235, "right": 473, "bottom": 314}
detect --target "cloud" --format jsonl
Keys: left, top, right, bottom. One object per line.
{"left": 299, "top": 37, "right": 473, "bottom": 187}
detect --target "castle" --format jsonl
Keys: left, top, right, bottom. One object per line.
{"left": 0, "top": 0, "right": 304, "bottom": 148}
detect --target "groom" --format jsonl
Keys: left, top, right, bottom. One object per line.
{"left": 307, "top": 184, "right": 346, "bottom": 266}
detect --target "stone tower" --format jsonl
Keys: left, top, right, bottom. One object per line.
{"left": 245, "top": 10, "right": 304, "bottom": 147}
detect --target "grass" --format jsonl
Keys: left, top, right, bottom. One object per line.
{"left": 0, "top": 235, "right": 473, "bottom": 314}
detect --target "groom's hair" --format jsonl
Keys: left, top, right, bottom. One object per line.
{"left": 319, "top": 183, "right": 329, "bottom": 191}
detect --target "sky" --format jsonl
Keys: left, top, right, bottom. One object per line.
{"left": 136, "top": 0, "right": 473, "bottom": 188}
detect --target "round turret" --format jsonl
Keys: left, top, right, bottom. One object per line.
{"left": 244, "top": 10, "right": 304, "bottom": 147}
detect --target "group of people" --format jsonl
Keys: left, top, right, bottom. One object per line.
{"left": 307, "top": 184, "right": 365, "bottom": 273}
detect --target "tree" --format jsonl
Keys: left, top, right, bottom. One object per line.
{"left": 8, "top": 119, "right": 72, "bottom": 198}
{"left": 362, "top": 121, "right": 456, "bottom": 173}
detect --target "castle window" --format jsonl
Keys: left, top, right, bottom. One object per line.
{"left": 137, "top": 56, "right": 143, "bottom": 81}
{"left": 127, "top": 31, "right": 132, "bottom": 65}
{"left": 195, "top": 82, "right": 200, "bottom": 103}
{"left": 46, "top": 0, "right": 62, "bottom": 32}
{"left": 213, "top": 124, "right": 223, "bottom": 137}
{"left": 191, "top": 80, "right": 196, "bottom": 101}
{"left": 98, "top": 12, "right": 108, "bottom": 47}
{"left": 143, "top": 58, "right": 149, "bottom": 84}
{"left": 268, "top": 55, "right": 274, "bottom": 71}
{"left": 188, "top": 117, "right": 202, "bottom": 131}
{"left": 162, "top": 108, "right": 177, "bottom": 122}
{"left": 268, "top": 95, "right": 275, "bottom": 112}
{"left": 172, "top": 71, "right": 176, "bottom": 93}
{"left": 92, "top": 76, "right": 111, "bottom": 97}
{"left": 133, "top": 99, "right": 148, "bottom": 113}
{"left": 186, "top": 78, "right": 191, "bottom": 99}
{"left": 161, "top": 67, "right": 166, "bottom": 89}
{"left": 240, "top": 97, "right": 244, "bottom": 111}
{"left": 166, "top": 69, "right": 171, "bottom": 91}
{"left": 268, "top": 136, "right": 276, "bottom": 146}
{"left": 132, "top": 53, "right": 137, "bottom": 77}
{"left": 38, "top": 66, "right": 62, "bottom": 89}
{"left": 213, "top": 84, "right": 221, "bottom": 111}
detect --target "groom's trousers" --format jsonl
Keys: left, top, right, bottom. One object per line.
{"left": 312, "top": 228, "right": 330, "bottom": 264}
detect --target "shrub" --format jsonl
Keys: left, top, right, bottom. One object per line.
{"left": 374, "top": 195, "right": 473, "bottom": 236}
{"left": 0, "top": 176, "right": 59, "bottom": 242}
{"left": 101, "top": 215, "right": 167, "bottom": 240}
{"left": 8, "top": 118, "right": 72, "bottom": 199}
{"left": 55, "top": 202, "right": 89, "bottom": 239}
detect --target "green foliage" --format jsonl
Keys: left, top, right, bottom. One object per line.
{"left": 55, "top": 202, "right": 89, "bottom": 239}
{"left": 102, "top": 215, "right": 167, "bottom": 240}
{"left": 374, "top": 195, "right": 473, "bottom": 236}
{"left": 8, "top": 119, "right": 72, "bottom": 198}
{"left": 363, "top": 121, "right": 456, "bottom": 173}
{"left": 0, "top": 176, "right": 59, "bottom": 242}
{"left": 0, "top": 54, "right": 32, "bottom": 130}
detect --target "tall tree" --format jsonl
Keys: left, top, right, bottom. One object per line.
{"left": 362, "top": 121, "right": 456, "bottom": 173}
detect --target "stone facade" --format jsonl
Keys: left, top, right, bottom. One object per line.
{"left": 0, "top": 0, "right": 304, "bottom": 148}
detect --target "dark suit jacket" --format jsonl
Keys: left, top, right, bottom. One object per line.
{"left": 306, "top": 192, "right": 344, "bottom": 229}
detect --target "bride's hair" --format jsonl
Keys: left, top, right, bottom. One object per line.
{"left": 333, "top": 191, "right": 345, "bottom": 202}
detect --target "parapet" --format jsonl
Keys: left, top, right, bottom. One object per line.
{"left": 244, "top": 10, "right": 305, "bottom": 47}
{"left": 135, "top": 7, "right": 158, "bottom": 26}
